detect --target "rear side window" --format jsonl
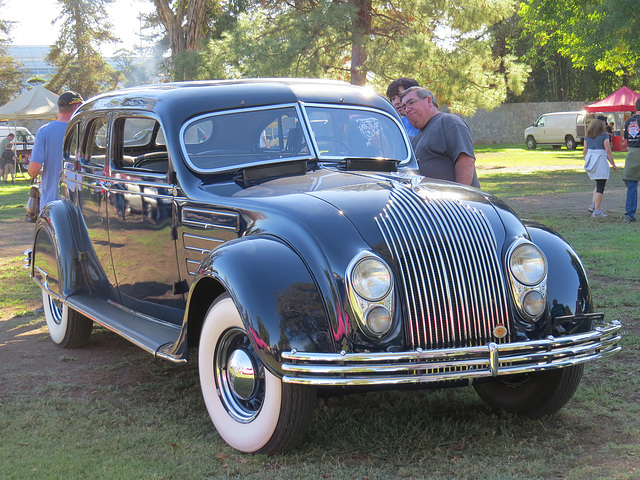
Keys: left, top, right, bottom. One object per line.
{"left": 63, "top": 122, "right": 80, "bottom": 162}
{"left": 85, "top": 117, "right": 108, "bottom": 167}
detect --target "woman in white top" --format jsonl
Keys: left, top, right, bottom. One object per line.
{"left": 583, "top": 115, "right": 618, "bottom": 217}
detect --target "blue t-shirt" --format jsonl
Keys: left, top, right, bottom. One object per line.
{"left": 585, "top": 133, "right": 608, "bottom": 150}
{"left": 30, "top": 120, "right": 68, "bottom": 207}
{"left": 401, "top": 116, "right": 420, "bottom": 139}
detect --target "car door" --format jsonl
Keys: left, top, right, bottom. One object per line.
{"left": 106, "top": 115, "right": 184, "bottom": 324}
{"left": 76, "top": 115, "right": 120, "bottom": 301}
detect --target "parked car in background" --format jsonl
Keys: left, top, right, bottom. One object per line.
{"left": 524, "top": 111, "right": 587, "bottom": 150}
{"left": 26, "top": 79, "right": 622, "bottom": 454}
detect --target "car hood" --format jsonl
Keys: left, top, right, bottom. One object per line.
{"left": 222, "top": 168, "right": 528, "bottom": 257}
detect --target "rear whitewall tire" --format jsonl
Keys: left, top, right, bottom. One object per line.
{"left": 42, "top": 289, "right": 92, "bottom": 348}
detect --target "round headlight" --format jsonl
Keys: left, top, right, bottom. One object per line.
{"left": 351, "top": 257, "right": 392, "bottom": 301}
{"left": 365, "top": 306, "right": 393, "bottom": 336}
{"left": 522, "top": 290, "right": 546, "bottom": 318}
{"left": 509, "top": 243, "right": 547, "bottom": 285}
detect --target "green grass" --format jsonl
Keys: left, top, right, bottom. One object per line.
{"left": 1, "top": 144, "right": 638, "bottom": 479}
{"left": 0, "top": 180, "right": 31, "bottom": 221}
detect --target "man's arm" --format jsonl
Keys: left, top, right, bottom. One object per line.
{"left": 28, "top": 160, "right": 42, "bottom": 179}
{"left": 454, "top": 153, "right": 476, "bottom": 186}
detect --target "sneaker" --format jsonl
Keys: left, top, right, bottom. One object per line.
{"left": 624, "top": 215, "right": 636, "bottom": 223}
{"left": 591, "top": 210, "right": 607, "bottom": 217}
{"left": 588, "top": 204, "right": 595, "bottom": 213}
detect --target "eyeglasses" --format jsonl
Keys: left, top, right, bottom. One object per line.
{"left": 402, "top": 98, "right": 426, "bottom": 110}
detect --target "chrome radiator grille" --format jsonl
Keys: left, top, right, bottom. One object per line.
{"left": 375, "top": 186, "right": 510, "bottom": 350}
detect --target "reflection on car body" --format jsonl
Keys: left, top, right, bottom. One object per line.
{"left": 26, "top": 79, "right": 621, "bottom": 455}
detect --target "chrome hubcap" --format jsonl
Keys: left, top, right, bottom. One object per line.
{"left": 227, "top": 349, "right": 257, "bottom": 401}
{"left": 215, "top": 327, "right": 265, "bottom": 422}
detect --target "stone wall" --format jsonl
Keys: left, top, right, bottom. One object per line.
{"left": 461, "top": 101, "right": 590, "bottom": 145}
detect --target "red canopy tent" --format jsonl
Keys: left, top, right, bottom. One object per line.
{"left": 584, "top": 86, "right": 640, "bottom": 112}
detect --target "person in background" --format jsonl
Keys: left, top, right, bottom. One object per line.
{"left": 1, "top": 141, "right": 16, "bottom": 182}
{"left": 386, "top": 78, "right": 420, "bottom": 139}
{"left": 583, "top": 115, "right": 618, "bottom": 217}
{"left": 623, "top": 98, "right": 640, "bottom": 223}
{"left": 401, "top": 86, "right": 480, "bottom": 188}
{"left": 28, "top": 91, "right": 83, "bottom": 208}
{"left": 0, "top": 132, "right": 15, "bottom": 153}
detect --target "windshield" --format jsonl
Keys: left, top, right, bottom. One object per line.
{"left": 181, "top": 104, "right": 410, "bottom": 173}
{"left": 304, "top": 105, "right": 409, "bottom": 161}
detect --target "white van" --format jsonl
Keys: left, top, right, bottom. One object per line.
{"left": 524, "top": 111, "right": 587, "bottom": 150}
{"left": 0, "top": 125, "right": 35, "bottom": 155}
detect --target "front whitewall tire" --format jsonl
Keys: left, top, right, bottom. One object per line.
{"left": 198, "top": 294, "right": 315, "bottom": 454}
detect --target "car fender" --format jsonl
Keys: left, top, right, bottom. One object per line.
{"left": 524, "top": 221, "right": 593, "bottom": 333}
{"left": 32, "top": 199, "right": 112, "bottom": 300}
{"left": 189, "top": 235, "right": 332, "bottom": 377}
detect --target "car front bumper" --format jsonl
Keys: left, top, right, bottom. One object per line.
{"left": 281, "top": 318, "right": 622, "bottom": 386}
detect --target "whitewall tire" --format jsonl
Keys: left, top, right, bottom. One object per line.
{"left": 198, "top": 294, "right": 316, "bottom": 454}
{"left": 42, "top": 289, "right": 92, "bottom": 348}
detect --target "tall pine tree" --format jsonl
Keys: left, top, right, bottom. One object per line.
{"left": 46, "top": 0, "right": 121, "bottom": 98}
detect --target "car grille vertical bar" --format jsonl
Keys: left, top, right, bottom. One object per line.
{"left": 375, "top": 186, "right": 510, "bottom": 350}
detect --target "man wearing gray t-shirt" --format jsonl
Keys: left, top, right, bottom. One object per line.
{"left": 401, "top": 86, "right": 480, "bottom": 188}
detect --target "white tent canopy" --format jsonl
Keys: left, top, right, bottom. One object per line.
{"left": 0, "top": 85, "right": 59, "bottom": 121}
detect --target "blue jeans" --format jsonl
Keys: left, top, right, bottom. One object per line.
{"left": 625, "top": 180, "right": 638, "bottom": 218}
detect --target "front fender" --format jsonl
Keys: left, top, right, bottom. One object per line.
{"left": 192, "top": 235, "right": 333, "bottom": 377}
{"left": 32, "top": 199, "right": 111, "bottom": 300}
{"left": 525, "top": 221, "right": 593, "bottom": 334}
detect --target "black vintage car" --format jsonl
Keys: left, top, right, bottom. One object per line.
{"left": 27, "top": 79, "right": 621, "bottom": 454}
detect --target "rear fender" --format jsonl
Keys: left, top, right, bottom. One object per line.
{"left": 31, "top": 199, "right": 111, "bottom": 300}
{"left": 190, "top": 236, "right": 332, "bottom": 377}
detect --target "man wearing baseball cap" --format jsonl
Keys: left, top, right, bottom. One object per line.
{"left": 28, "top": 90, "right": 83, "bottom": 208}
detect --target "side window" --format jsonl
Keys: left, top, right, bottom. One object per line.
{"left": 85, "top": 117, "right": 108, "bottom": 166}
{"left": 537, "top": 116, "right": 546, "bottom": 127}
{"left": 63, "top": 122, "right": 80, "bottom": 161}
{"left": 113, "top": 116, "right": 168, "bottom": 174}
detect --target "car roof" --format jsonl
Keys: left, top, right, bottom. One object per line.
{"left": 77, "top": 79, "right": 397, "bottom": 124}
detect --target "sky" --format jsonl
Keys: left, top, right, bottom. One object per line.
{"left": 4, "top": 0, "right": 155, "bottom": 56}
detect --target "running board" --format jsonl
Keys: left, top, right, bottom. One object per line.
{"left": 65, "top": 294, "right": 185, "bottom": 363}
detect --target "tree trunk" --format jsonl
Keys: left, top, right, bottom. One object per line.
{"left": 153, "top": 0, "right": 187, "bottom": 57}
{"left": 350, "top": 0, "right": 371, "bottom": 86}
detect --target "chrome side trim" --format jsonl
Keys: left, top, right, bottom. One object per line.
{"left": 281, "top": 320, "right": 622, "bottom": 386}
{"left": 181, "top": 207, "right": 239, "bottom": 231}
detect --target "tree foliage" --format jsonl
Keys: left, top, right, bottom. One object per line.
{"left": 200, "top": 0, "right": 529, "bottom": 114}
{"left": 490, "top": 9, "right": 619, "bottom": 102}
{"left": 519, "top": 0, "right": 640, "bottom": 90}
{"left": 46, "top": 0, "right": 121, "bottom": 98}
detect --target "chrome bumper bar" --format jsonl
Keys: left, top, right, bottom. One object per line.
{"left": 281, "top": 320, "right": 622, "bottom": 386}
